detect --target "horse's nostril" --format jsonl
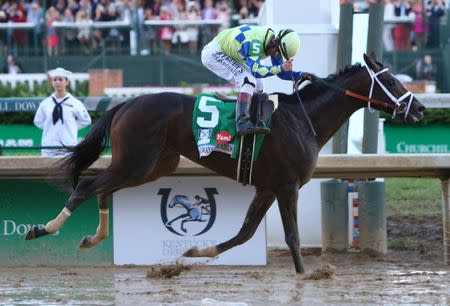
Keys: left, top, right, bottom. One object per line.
{"left": 417, "top": 105, "right": 425, "bottom": 113}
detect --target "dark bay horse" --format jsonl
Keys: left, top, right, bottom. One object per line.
{"left": 25, "top": 54, "right": 425, "bottom": 274}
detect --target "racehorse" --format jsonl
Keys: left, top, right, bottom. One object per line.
{"left": 166, "top": 195, "right": 207, "bottom": 233}
{"left": 25, "top": 54, "right": 425, "bottom": 274}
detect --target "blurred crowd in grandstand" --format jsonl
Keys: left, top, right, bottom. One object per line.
{"left": 0, "top": 0, "right": 265, "bottom": 58}
{"left": 353, "top": 0, "right": 448, "bottom": 51}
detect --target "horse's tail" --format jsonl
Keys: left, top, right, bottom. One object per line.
{"left": 57, "top": 102, "right": 126, "bottom": 189}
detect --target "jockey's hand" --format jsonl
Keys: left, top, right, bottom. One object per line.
{"left": 296, "top": 72, "right": 316, "bottom": 83}
{"left": 282, "top": 60, "right": 293, "bottom": 72}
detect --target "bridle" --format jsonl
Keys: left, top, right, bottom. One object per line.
{"left": 362, "top": 65, "right": 414, "bottom": 119}
{"left": 296, "top": 65, "right": 415, "bottom": 119}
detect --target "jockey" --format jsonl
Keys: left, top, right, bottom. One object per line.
{"left": 201, "top": 24, "right": 313, "bottom": 136}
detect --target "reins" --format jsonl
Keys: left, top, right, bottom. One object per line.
{"left": 312, "top": 76, "right": 398, "bottom": 111}
{"left": 294, "top": 65, "right": 415, "bottom": 121}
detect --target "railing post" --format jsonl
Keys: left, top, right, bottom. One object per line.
{"left": 321, "top": 179, "right": 349, "bottom": 252}
{"left": 42, "top": 0, "right": 48, "bottom": 72}
{"left": 357, "top": 180, "right": 387, "bottom": 254}
{"left": 363, "top": 2, "right": 384, "bottom": 154}
{"left": 441, "top": 177, "right": 450, "bottom": 265}
{"left": 332, "top": 2, "right": 353, "bottom": 154}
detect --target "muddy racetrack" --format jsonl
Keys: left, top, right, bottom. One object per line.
{"left": 0, "top": 216, "right": 449, "bottom": 305}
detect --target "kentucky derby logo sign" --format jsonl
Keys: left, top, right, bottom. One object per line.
{"left": 159, "top": 188, "right": 218, "bottom": 236}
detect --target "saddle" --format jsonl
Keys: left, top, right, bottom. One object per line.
{"left": 214, "top": 92, "right": 278, "bottom": 186}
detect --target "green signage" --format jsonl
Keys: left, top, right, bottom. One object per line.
{"left": 0, "top": 179, "right": 113, "bottom": 265}
{"left": 384, "top": 124, "right": 450, "bottom": 153}
{"left": 0, "top": 97, "right": 127, "bottom": 112}
{"left": 0, "top": 125, "right": 90, "bottom": 154}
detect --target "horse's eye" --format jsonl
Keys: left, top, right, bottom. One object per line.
{"left": 389, "top": 79, "right": 396, "bottom": 87}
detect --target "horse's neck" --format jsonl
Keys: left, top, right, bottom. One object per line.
{"left": 310, "top": 69, "right": 369, "bottom": 149}
{"left": 179, "top": 202, "right": 191, "bottom": 209}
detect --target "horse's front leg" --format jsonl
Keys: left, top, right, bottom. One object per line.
{"left": 166, "top": 213, "right": 189, "bottom": 226}
{"left": 275, "top": 182, "right": 304, "bottom": 274}
{"left": 79, "top": 193, "right": 111, "bottom": 248}
{"left": 183, "top": 187, "right": 275, "bottom": 258}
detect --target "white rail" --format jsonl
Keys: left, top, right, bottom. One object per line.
{"left": 0, "top": 73, "right": 89, "bottom": 91}
{"left": 416, "top": 94, "right": 450, "bottom": 108}
{"left": 143, "top": 19, "right": 222, "bottom": 27}
{"left": 104, "top": 85, "right": 236, "bottom": 97}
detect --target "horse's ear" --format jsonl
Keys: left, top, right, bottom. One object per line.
{"left": 363, "top": 53, "right": 378, "bottom": 70}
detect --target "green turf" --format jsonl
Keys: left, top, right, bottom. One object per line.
{"left": 385, "top": 178, "right": 442, "bottom": 218}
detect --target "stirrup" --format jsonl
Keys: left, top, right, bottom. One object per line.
{"left": 237, "top": 122, "right": 270, "bottom": 136}
{"left": 256, "top": 120, "right": 270, "bottom": 134}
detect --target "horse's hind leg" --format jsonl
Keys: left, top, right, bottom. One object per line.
{"left": 76, "top": 151, "right": 180, "bottom": 247}
{"left": 26, "top": 149, "right": 181, "bottom": 243}
{"left": 183, "top": 187, "right": 275, "bottom": 257}
{"left": 26, "top": 171, "right": 122, "bottom": 241}
{"left": 275, "top": 183, "right": 305, "bottom": 274}
{"left": 79, "top": 193, "right": 111, "bottom": 248}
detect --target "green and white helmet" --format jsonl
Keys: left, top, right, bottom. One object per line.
{"left": 277, "top": 29, "right": 300, "bottom": 59}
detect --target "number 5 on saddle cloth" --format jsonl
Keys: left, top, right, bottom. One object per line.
{"left": 193, "top": 93, "right": 278, "bottom": 185}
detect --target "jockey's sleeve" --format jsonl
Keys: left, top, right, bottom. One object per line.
{"left": 270, "top": 56, "right": 302, "bottom": 80}
{"left": 244, "top": 55, "right": 282, "bottom": 78}
{"left": 278, "top": 70, "right": 302, "bottom": 80}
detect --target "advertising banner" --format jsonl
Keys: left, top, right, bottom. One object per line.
{"left": 384, "top": 125, "right": 450, "bottom": 153}
{"left": 0, "top": 124, "right": 90, "bottom": 153}
{"left": 0, "top": 180, "right": 113, "bottom": 265}
{"left": 113, "top": 177, "right": 267, "bottom": 265}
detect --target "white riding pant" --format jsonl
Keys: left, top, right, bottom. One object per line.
{"left": 201, "top": 40, "right": 263, "bottom": 94}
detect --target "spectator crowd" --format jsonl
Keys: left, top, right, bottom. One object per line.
{"left": 353, "top": 0, "right": 448, "bottom": 51}
{"left": 351, "top": 0, "right": 445, "bottom": 83}
{"left": 0, "top": 0, "right": 264, "bottom": 57}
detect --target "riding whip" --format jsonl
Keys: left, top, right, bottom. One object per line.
{"left": 282, "top": 42, "right": 317, "bottom": 137}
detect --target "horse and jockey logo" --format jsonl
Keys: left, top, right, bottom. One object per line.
{"left": 159, "top": 188, "right": 218, "bottom": 236}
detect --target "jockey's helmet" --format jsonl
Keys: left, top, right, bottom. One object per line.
{"left": 277, "top": 29, "right": 300, "bottom": 59}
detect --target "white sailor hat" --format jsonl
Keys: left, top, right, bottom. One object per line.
{"left": 48, "top": 67, "right": 72, "bottom": 79}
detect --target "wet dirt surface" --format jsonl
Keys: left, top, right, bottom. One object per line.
{"left": 1, "top": 250, "right": 448, "bottom": 306}
{"left": 0, "top": 217, "right": 449, "bottom": 306}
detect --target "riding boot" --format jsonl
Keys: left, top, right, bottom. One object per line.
{"left": 249, "top": 92, "right": 270, "bottom": 134}
{"left": 236, "top": 92, "right": 259, "bottom": 136}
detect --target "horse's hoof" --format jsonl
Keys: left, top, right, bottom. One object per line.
{"left": 79, "top": 235, "right": 94, "bottom": 249}
{"left": 183, "top": 247, "right": 199, "bottom": 257}
{"left": 25, "top": 226, "right": 48, "bottom": 240}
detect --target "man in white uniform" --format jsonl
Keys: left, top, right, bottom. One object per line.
{"left": 33, "top": 67, "right": 92, "bottom": 157}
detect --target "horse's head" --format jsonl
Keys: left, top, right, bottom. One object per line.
{"left": 168, "top": 195, "right": 190, "bottom": 208}
{"left": 362, "top": 53, "right": 425, "bottom": 123}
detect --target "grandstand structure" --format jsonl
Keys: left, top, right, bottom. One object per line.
{"left": 0, "top": 0, "right": 449, "bottom": 90}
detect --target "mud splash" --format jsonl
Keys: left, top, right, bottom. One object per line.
{"left": 146, "top": 263, "right": 191, "bottom": 279}
{"left": 302, "top": 262, "right": 335, "bottom": 280}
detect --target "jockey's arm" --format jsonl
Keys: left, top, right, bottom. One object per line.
{"left": 270, "top": 55, "right": 302, "bottom": 81}
{"left": 244, "top": 55, "right": 283, "bottom": 78}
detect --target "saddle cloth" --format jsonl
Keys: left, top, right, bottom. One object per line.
{"left": 192, "top": 93, "right": 269, "bottom": 161}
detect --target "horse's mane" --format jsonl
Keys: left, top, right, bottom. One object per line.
{"left": 274, "top": 63, "right": 363, "bottom": 105}
{"left": 173, "top": 195, "right": 188, "bottom": 200}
